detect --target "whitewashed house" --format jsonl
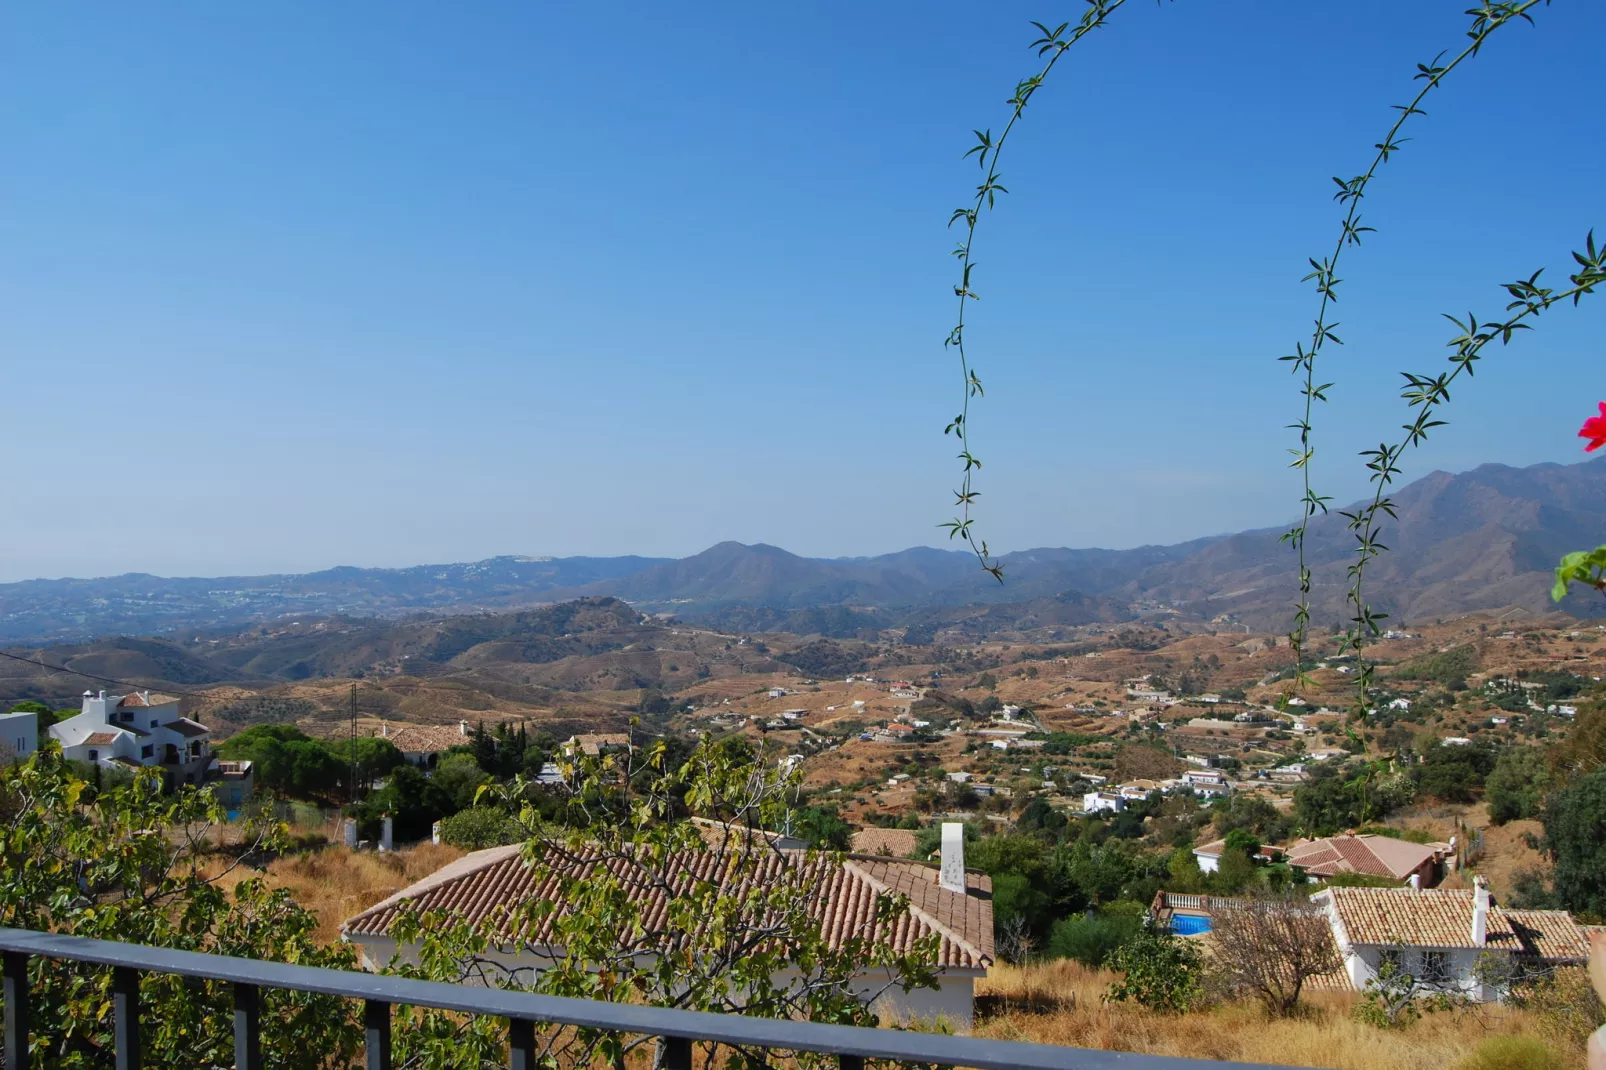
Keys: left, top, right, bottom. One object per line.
{"left": 1312, "top": 881, "right": 1590, "bottom": 1001}
{"left": 0, "top": 710, "right": 39, "bottom": 763}
{"left": 343, "top": 823, "right": 993, "bottom": 1028}
{"left": 1083, "top": 791, "right": 1125, "bottom": 814}
{"left": 52, "top": 690, "right": 217, "bottom": 789}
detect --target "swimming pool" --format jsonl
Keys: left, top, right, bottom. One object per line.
{"left": 1170, "top": 914, "right": 1212, "bottom": 935}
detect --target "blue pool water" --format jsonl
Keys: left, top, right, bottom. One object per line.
{"left": 1170, "top": 914, "right": 1212, "bottom": 935}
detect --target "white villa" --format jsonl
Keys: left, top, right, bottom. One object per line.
{"left": 0, "top": 709, "right": 40, "bottom": 763}
{"left": 49, "top": 689, "right": 251, "bottom": 801}
{"left": 343, "top": 823, "right": 994, "bottom": 1028}
{"left": 1312, "top": 880, "right": 1590, "bottom": 1000}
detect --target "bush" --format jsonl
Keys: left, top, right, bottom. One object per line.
{"left": 1104, "top": 924, "right": 1202, "bottom": 1013}
{"left": 1520, "top": 967, "right": 1606, "bottom": 1056}
{"left": 436, "top": 806, "right": 524, "bottom": 849}
{"left": 1455, "top": 1036, "right": 1564, "bottom": 1070}
{"left": 1047, "top": 912, "right": 1140, "bottom": 967}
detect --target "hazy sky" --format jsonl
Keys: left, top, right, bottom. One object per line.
{"left": 2, "top": 2, "right": 1602, "bottom": 582}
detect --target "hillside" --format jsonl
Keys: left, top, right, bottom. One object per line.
{"left": 3, "top": 456, "right": 1602, "bottom": 647}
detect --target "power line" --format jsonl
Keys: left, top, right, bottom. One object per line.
{"left": 0, "top": 648, "right": 211, "bottom": 700}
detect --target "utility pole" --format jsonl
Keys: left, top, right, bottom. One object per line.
{"left": 350, "top": 684, "right": 358, "bottom": 806}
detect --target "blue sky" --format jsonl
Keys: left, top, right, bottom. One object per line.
{"left": 2, "top": 1, "right": 1601, "bottom": 582}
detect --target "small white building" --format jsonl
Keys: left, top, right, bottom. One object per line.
{"left": 344, "top": 823, "right": 994, "bottom": 1027}
{"left": 51, "top": 690, "right": 225, "bottom": 791}
{"left": 1312, "top": 881, "right": 1589, "bottom": 1002}
{"left": 0, "top": 710, "right": 39, "bottom": 764}
{"left": 1083, "top": 791, "right": 1125, "bottom": 814}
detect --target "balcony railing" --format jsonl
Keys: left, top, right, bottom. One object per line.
{"left": 0, "top": 928, "right": 1306, "bottom": 1070}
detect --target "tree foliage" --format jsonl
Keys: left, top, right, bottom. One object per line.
{"left": 1105, "top": 923, "right": 1203, "bottom": 1014}
{"left": 0, "top": 748, "right": 363, "bottom": 1068}
{"left": 1542, "top": 769, "right": 1606, "bottom": 919}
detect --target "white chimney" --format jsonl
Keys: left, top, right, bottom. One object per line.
{"left": 459, "top": 720, "right": 469, "bottom": 736}
{"left": 379, "top": 816, "right": 393, "bottom": 853}
{"left": 1409, "top": 873, "right": 1422, "bottom": 890}
{"left": 939, "top": 822, "right": 966, "bottom": 894}
{"left": 1471, "top": 876, "right": 1490, "bottom": 946}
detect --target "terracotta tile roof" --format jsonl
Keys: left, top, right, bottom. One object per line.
{"left": 1318, "top": 887, "right": 1520, "bottom": 950}
{"left": 850, "top": 828, "right": 919, "bottom": 859}
{"left": 1287, "top": 834, "right": 1435, "bottom": 881}
{"left": 344, "top": 843, "right": 993, "bottom": 971}
{"left": 382, "top": 723, "right": 468, "bottom": 754}
{"left": 83, "top": 732, "right": 120, "bottom": 746}
{"left": 166, "top": 718, "right": 210, "bottom": 739}
{"left": 1505, "top": 909, "right": 1591, "bottom": 964}
{"left": 117, "top": 692, "right": 177, "bottom": 708}
{"left": 566, "top": 733, "right": 631, "bottom": 756}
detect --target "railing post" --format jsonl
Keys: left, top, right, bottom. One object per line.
{"left": 659, "top": 1035, "right": 692, "bottom": 1070}
{"left": 507, "top": 1017, "right": 534, "bottom": 1070}
{"left": 234, "top": 983, "right": 261, "bottom": 1070}
{"left": 3, "top": 952, "right": 28, "bottom": 1070}
{"left": 112, "top": 965, "right": 140, "bottom": 1070}
{"left": 839, "top": 1056, "right": 865, "bottom": 1070}
{"left": 365, "top": 999, "right": 391, "bottom": 1070}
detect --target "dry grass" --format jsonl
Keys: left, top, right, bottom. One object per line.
{"left": 977, "top": 960, "right": 1574, "bottom": 1070}
{"left": 203, "top": 842, "right": 463, "bottom": 945}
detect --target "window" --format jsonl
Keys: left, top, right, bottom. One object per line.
{"left": 1379, "top": 948, "right": 1403, "bottom": 971}
{"left": 87, "top": 750, "right": 98, "bottom": 762}
{"left": 1420, "top": 950, "right": 1450, "bottom": 984}
{"left": 150, "top": 720, "right": 158, "bottom": 728}
{"left": 119, "top": 710, "right": 133, "bottom": 723}
{"left": 141, "top": 745, "right": 154, "bottom": 759}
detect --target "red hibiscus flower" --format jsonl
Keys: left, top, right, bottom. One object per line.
{"left": 1582, "top": 402, "right": 1606, "bottom": 452}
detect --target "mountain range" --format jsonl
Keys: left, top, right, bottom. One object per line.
{"left": 3, "top": 456, "right": 1602, "bottom": 645}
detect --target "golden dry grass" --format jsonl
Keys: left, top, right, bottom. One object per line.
{"left": 976, "top": 960, "right": 1573, "bottom": 1070}
{"left": 203, "top": 842, "right": 463, "bottom": 945}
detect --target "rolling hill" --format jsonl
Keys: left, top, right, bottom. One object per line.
{"left": 2, "top": 456, "right": 1601, "bottom": 647}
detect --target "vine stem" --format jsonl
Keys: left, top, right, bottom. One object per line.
{"left": 1282, "top": 0, "right": 1546, "bottom": 699}
{"left": 1341, "top": 239, "right": 1604, "bottom": 703}
{"left": 944, "top": 1, "right": 1132, "bottom": 580}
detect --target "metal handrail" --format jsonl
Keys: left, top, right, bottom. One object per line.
{"left": 0, "top": 927, "right": 1303, "bottom": 1070}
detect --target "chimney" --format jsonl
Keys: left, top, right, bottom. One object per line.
{"left": 1472, "top": 876, "right": 1490, "bottom": 946}
{"left": 459, "top": 720, "right": 469, "bottom": 737}
{"left": 939, "top": 822, "right": 966, "bottom": 894}
{"left": 379, "top": 722, "right": 388, "bottom": 738}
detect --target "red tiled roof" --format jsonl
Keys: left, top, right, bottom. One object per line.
{"left": 117, "top": 692, "right": 177, "bottom": 708}
{"left": 1319, "top": 887, "right": 1520, "bottom": 950}
{"left": 83, "top": 732, "right": 119, "bottom": 746}
{"left": 850, "top": 828, "right": 920, "bottom": 858}
{"left": 166, "top": 718, "right": 210, "bottom": 739}
{"left": 1505, "top": 909, "right": 1591, "bottom": 964}
{"left": 1287, "top": 834, "right": 1434, "bottom": 881}
{"left": 566, "top": 733, "right": 632, "bottom": 756}
{"left": 382, "top": 723, "right": 467, "bottom": 754}
{"left": 344, "top": 843, "right": 993, "bottom": 970}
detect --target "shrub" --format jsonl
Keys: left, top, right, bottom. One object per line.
{"left": 1520, "top": 967, "right": 1606, "bottom": 1056}
{"left": 1104, "top": 924, "right": 1202, "bottom": 1013}
{"left": 1455, "top": 1036, "right": 1564, "bottom": 1070}
{"left": 436, "top": 806, "right": 524, "bottom": 849}
{"left": 1047, "top": 912, "right": 1141, "bottom": 968}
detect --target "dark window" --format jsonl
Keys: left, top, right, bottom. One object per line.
{"left": 87, "top": 750, "right": 98, "bottom": 762}
{"left": 1420, "top": 950, "right": 1450, "bottom": 984}
{"left": 141, "top": 745, "right": 154, "bottom": 759}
